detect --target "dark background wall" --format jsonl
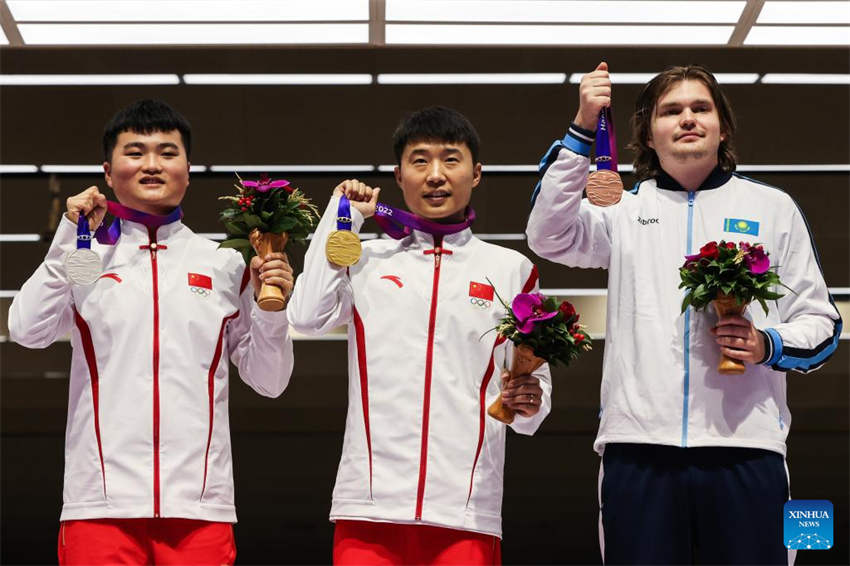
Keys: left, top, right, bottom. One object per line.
{"left": 1, "top": 45, "right": 848, "bottom": 565}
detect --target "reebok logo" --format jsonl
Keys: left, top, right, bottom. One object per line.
{"left": 637, "top": 216, "right": 659, "bottom": 225}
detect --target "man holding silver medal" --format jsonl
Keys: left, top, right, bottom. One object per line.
{"left": 526, "top": 63, "right": 841, "bottom": 563}
{"left": 8, "top": 99, "right": 295, "bottom": 565}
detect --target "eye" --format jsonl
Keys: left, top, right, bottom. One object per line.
{"left": 126, "top": 151, "right": 143, "bottom": 156}
{"left": 162, "top": 152, "right": 178, "bottom": 157}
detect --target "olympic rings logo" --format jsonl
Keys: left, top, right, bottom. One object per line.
{"left": 376, "top": 204, "right": 393, "bottom": 216}
{"left": 190, "top": 286, "right": 211, "bottom": 297}
{"left": 469, "top": 297, "right": 492, "bottom": 309}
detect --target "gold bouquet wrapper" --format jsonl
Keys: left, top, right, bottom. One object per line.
{"left": 250, "top": 228, "right": 289, "bottom": 312}
{"left": 712, "top": 293, "right": 748, "bottom": 374}
{"left": 487, "top": 344, "right": 546, "bottom": 424}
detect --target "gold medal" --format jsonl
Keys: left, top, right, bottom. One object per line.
{"left": 586, "top": 169, "right": 623, "bottom": 207}
{"left": 326, "top": 229, "right": 362, "bottom": 267}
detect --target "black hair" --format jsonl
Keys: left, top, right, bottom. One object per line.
{"left": 392, "top": 106, "right": 480, "bottom": 164}
{"left": 102, "top": 99, "right": 192, "bottom": 162}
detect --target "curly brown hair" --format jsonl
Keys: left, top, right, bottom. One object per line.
{"left": 628, "top": 65, "right": 737, "bottom": 181}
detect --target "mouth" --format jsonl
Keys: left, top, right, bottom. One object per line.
{"left": 676, "top": 132, "right": 703, "bottom": 141}
{"left": 423, "top": 190, "right": 451, "bottom": 204}
{"left": 139, "top": 176, "right": 165, "bottom": 185}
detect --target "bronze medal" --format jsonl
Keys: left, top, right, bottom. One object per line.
{"left": 586, "top": 169, "right": 623, "bottom": 207}
{"left": 326, "top": 229, "right": 362, "bottom": 267}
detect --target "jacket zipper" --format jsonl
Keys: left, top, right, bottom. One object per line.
{"left": 682, "top": 191, "right": 695, "bottom": 447}
{"left": 145, "top": 230, "right": 162, "bottom": 517}
{"left": 415, "top": 236, "right": 444, "bottom": 520}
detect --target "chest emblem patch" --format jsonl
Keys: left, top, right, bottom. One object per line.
{"left": 188, "top": 272, "right": 213, "bottom": 297}
{"left": 724, "top": 218, "right": 760, "bottom": 236}
{"left": 469, "top": 281, "right": 494, "bottom": 309}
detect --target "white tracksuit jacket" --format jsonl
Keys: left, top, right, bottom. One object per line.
{"left": 288, "top": 196, "right": 552, "bottom": 538}
{"left": 8, "top": 214, "right": 293, "bottom": 522}
{"left": 526, "top": 129, "right": 842, "bottom": 457}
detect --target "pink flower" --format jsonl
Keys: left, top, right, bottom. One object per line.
{"left": 242, "top": 174, "right": 292, "bottom": 193}
{"left": 512, "top": 293, "right": 557, "bottom": 333}
{"left": 745, "top": 244, "right": 770, "bottom": 274}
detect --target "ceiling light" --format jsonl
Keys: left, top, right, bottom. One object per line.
{"left": 758, "top": 1, "right": 850, "bottom": 24}
{"left": 386, "top": 1, "right": 744, "bottom": 23}
{"left": 0, "top": 74, "right": 179, "bottom": 85}
{"left": 184, "top": 74, "right": 372, "bottom": 85}
{"left": 745, "top": 26, "right": 850, "bottom": 45}
{"left": 386, "top": 25, "right": 734, "bottom": 45}
{"left": 0, "top": 165, "right": 38, "bottom": 173}
{"left": 210, "top": 165, "right": 375, "bottom": 173}
{"left": 760, "top": 74, "right": 850, "bottom": 85}
{"left": 18, "top": 23, "right": 369, "bottom": 45}
{"left": 569, "top": 72, "right": 758, "bottom": 84}
{"left": 8, "top": 0, "right": 368, "bottom": 21}
{"left": 0, "top": 235, "right": 41, "bottom": 242}
{"left": 40, "top": 165, "right": 104, "bottom": 173}
{"left": 377, "top": 73, "right": 566, "bottom": 84}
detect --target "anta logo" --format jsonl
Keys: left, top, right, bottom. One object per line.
{"left": 188, "top": 273, "right": 213, "bottom": 297}
{"left": 380, "top": 275, "right": 403, "bottom": 288}
{"left": 636, "top": 216, "right": 659, "bottom": 225}
{"left": 469, "top": 281, "right": 494, "bottom": 309}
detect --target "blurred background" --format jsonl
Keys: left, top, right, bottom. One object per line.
{"left": 1, "top": 1, "right": 847, "bottom": 564}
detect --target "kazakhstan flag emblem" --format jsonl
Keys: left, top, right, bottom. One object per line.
{"left": 724, "top": 218, "right": 759, "bottom": 236}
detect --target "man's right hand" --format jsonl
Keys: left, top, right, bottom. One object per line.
{"left": 573, "top": 61, "right": 612, "bottom": 132}
{"left": 333, "top": 179, "right": 381, "bottom": 219}
{"left": 66, "top": 186, "right": 108, "bottom": 230}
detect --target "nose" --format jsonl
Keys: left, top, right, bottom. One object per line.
{"left": 142, "top": 153, "right": 162, "bottom": 173}
{"left": 680, "top": 108, "right": 696, "bottom": 128}
{"left": 426, "top": 160, "right": 446, "bottom": 184}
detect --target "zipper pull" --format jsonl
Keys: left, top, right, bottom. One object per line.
{"left": 688, "top": 192, "right": 695, "bottom": 207}
{"left": 433, "top": 247, "right": 442, "bottom": 268}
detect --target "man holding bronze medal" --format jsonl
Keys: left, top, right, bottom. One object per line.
{"left": 526, "top": 63, "right": 841, "bottom": 563}
{"left": 288, "top": 106, "right": 551, "bottom": 565}
{"left": 8, "top": 100, "right": 295, "bottom": 565}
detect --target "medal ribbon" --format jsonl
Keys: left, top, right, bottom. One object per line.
{"left": 88, "top": 201, "right": 183, "bottom": 245}
{"left": 336, "top": 195, "right": 354, "bottom": 232}
{"left": 595, "top": 107, "right": 619, "bottom": 172}
{"left": 373, "top": 202, "right": 475, "bottom": 240}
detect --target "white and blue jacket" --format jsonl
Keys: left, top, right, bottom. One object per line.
{"left": 526, "top": 127, "right": 842, "bottom": 456}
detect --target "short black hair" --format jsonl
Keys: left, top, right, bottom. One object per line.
{"left": 102, "top": 99, "right": 192, "bottom": 162}
{"left": 392, "top": 106, "right": 480, "bottom": 164}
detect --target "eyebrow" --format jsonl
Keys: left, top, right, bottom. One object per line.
{"left": 657, "top": 98, "right": 714, "bottom": 111}
{"left": 122, "top": 141, "right": 180, "bottom": 151}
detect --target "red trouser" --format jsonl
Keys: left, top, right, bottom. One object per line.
{"left": 333, "top": 519, "right": 501, "bottom": 565}
{"left": 58, "top": 518, "right": 236, "bottom": 565}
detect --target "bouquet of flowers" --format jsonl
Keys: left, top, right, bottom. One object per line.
{"left": 487, "top": 290, "right": 592, "bottom": 423}
{"left": 219, "top": 174, "right": 319, "bottom": 311}
{"left": 679, "top": 240, "right": 788, "bottom": 373}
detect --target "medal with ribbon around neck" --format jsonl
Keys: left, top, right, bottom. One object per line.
{"left": 326, "top": 195, "right": 363, "bottom": 267}
{"left": 586, "top": 106, "right": 623, "bottom": 207}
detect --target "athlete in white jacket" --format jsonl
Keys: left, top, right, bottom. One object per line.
{"left": 288, "top": 106, "right": 552, "bottom": 565}
{"left": 526, "top": 63, "right": 841, "bottom": 564}
{"left": 8, "top": 100, "right": 294, "bottom": 565}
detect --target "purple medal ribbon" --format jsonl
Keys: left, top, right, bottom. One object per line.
{"left": 91, "top": 201, "right": 183, "bottom": 245}
{"left": 595, "top": 107, "right": 619, "bottom": 172}
{"left": 373, "top": 202, "right": 476, "bottom": 240}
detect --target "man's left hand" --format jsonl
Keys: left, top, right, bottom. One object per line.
{"left": 250, "top": 252, "right": 294, "bottom": 303}
{"left": 501, "top": 372, "right": 544, "bottom": 418}
{"left": 711, "top": 315, "right": 765, "bottom": 364}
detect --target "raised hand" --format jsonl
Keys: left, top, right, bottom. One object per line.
{"left": 333, "top": 179, "right": 381, "bottom": 219}
{"left": 574, "top": 61, "right": 612, "bottom": 132}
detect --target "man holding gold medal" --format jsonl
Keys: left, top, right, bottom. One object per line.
{"left": 288, "top": 106, "right": 551, "bottom": 565}
{"left": 8, "top": 100, "right": 294, "bottom": 565}
{"left": 526, "top": 63, "right": 841, "bottom": 563}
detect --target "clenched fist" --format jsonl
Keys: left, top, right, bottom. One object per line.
{"left": 333, "top": 179, "right": 381, "bottom": 219}
{"left": 66, "top": 186, "right": 108, "bottom": 230}
{"left": 574, "top": 61, "right": 612, "bottom": 132}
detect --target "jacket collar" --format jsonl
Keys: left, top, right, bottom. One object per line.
{"left": 655, "top": 166, "right": 733, "bottom": 192}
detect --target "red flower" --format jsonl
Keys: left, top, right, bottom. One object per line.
{"left": 558, "top": 300, "right": 576, "bottom": 320}
{"left": 573, "top": 333, "right": 584, "bottom": 342}
{"left": 699, "top": 241, "right": 719, "bottom": 260}
{"left": 725, "top": 241, "right": 735, "bottom": 249}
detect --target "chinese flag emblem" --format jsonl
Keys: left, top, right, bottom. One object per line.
{"left": 469, "top": 281, "right": 494, "bottom": 301}
{"left": 188, "top": 273, "right": 213, "bottom": 290}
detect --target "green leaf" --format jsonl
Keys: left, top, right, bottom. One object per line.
{"left": 219, "top": 238, "right": 251, "bottom": 249}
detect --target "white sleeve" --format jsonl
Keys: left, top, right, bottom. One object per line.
{"left": 226, "top": 278, "right": 294, "bottom": 398}
{"left": 526, "top": 143, "right": 613, "bottom": 269}
{"left": 8, "top": 215, "right": 77, "bottom": 348}
{"left": 760, "top": 200, "right": 842, "bottom": 374}
{"left": 286, "top": 195, "right": 363, "bottom": 335}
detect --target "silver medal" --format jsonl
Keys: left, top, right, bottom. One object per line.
{"left": 65, "top": 248, "right": 103, "bottom": 286}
